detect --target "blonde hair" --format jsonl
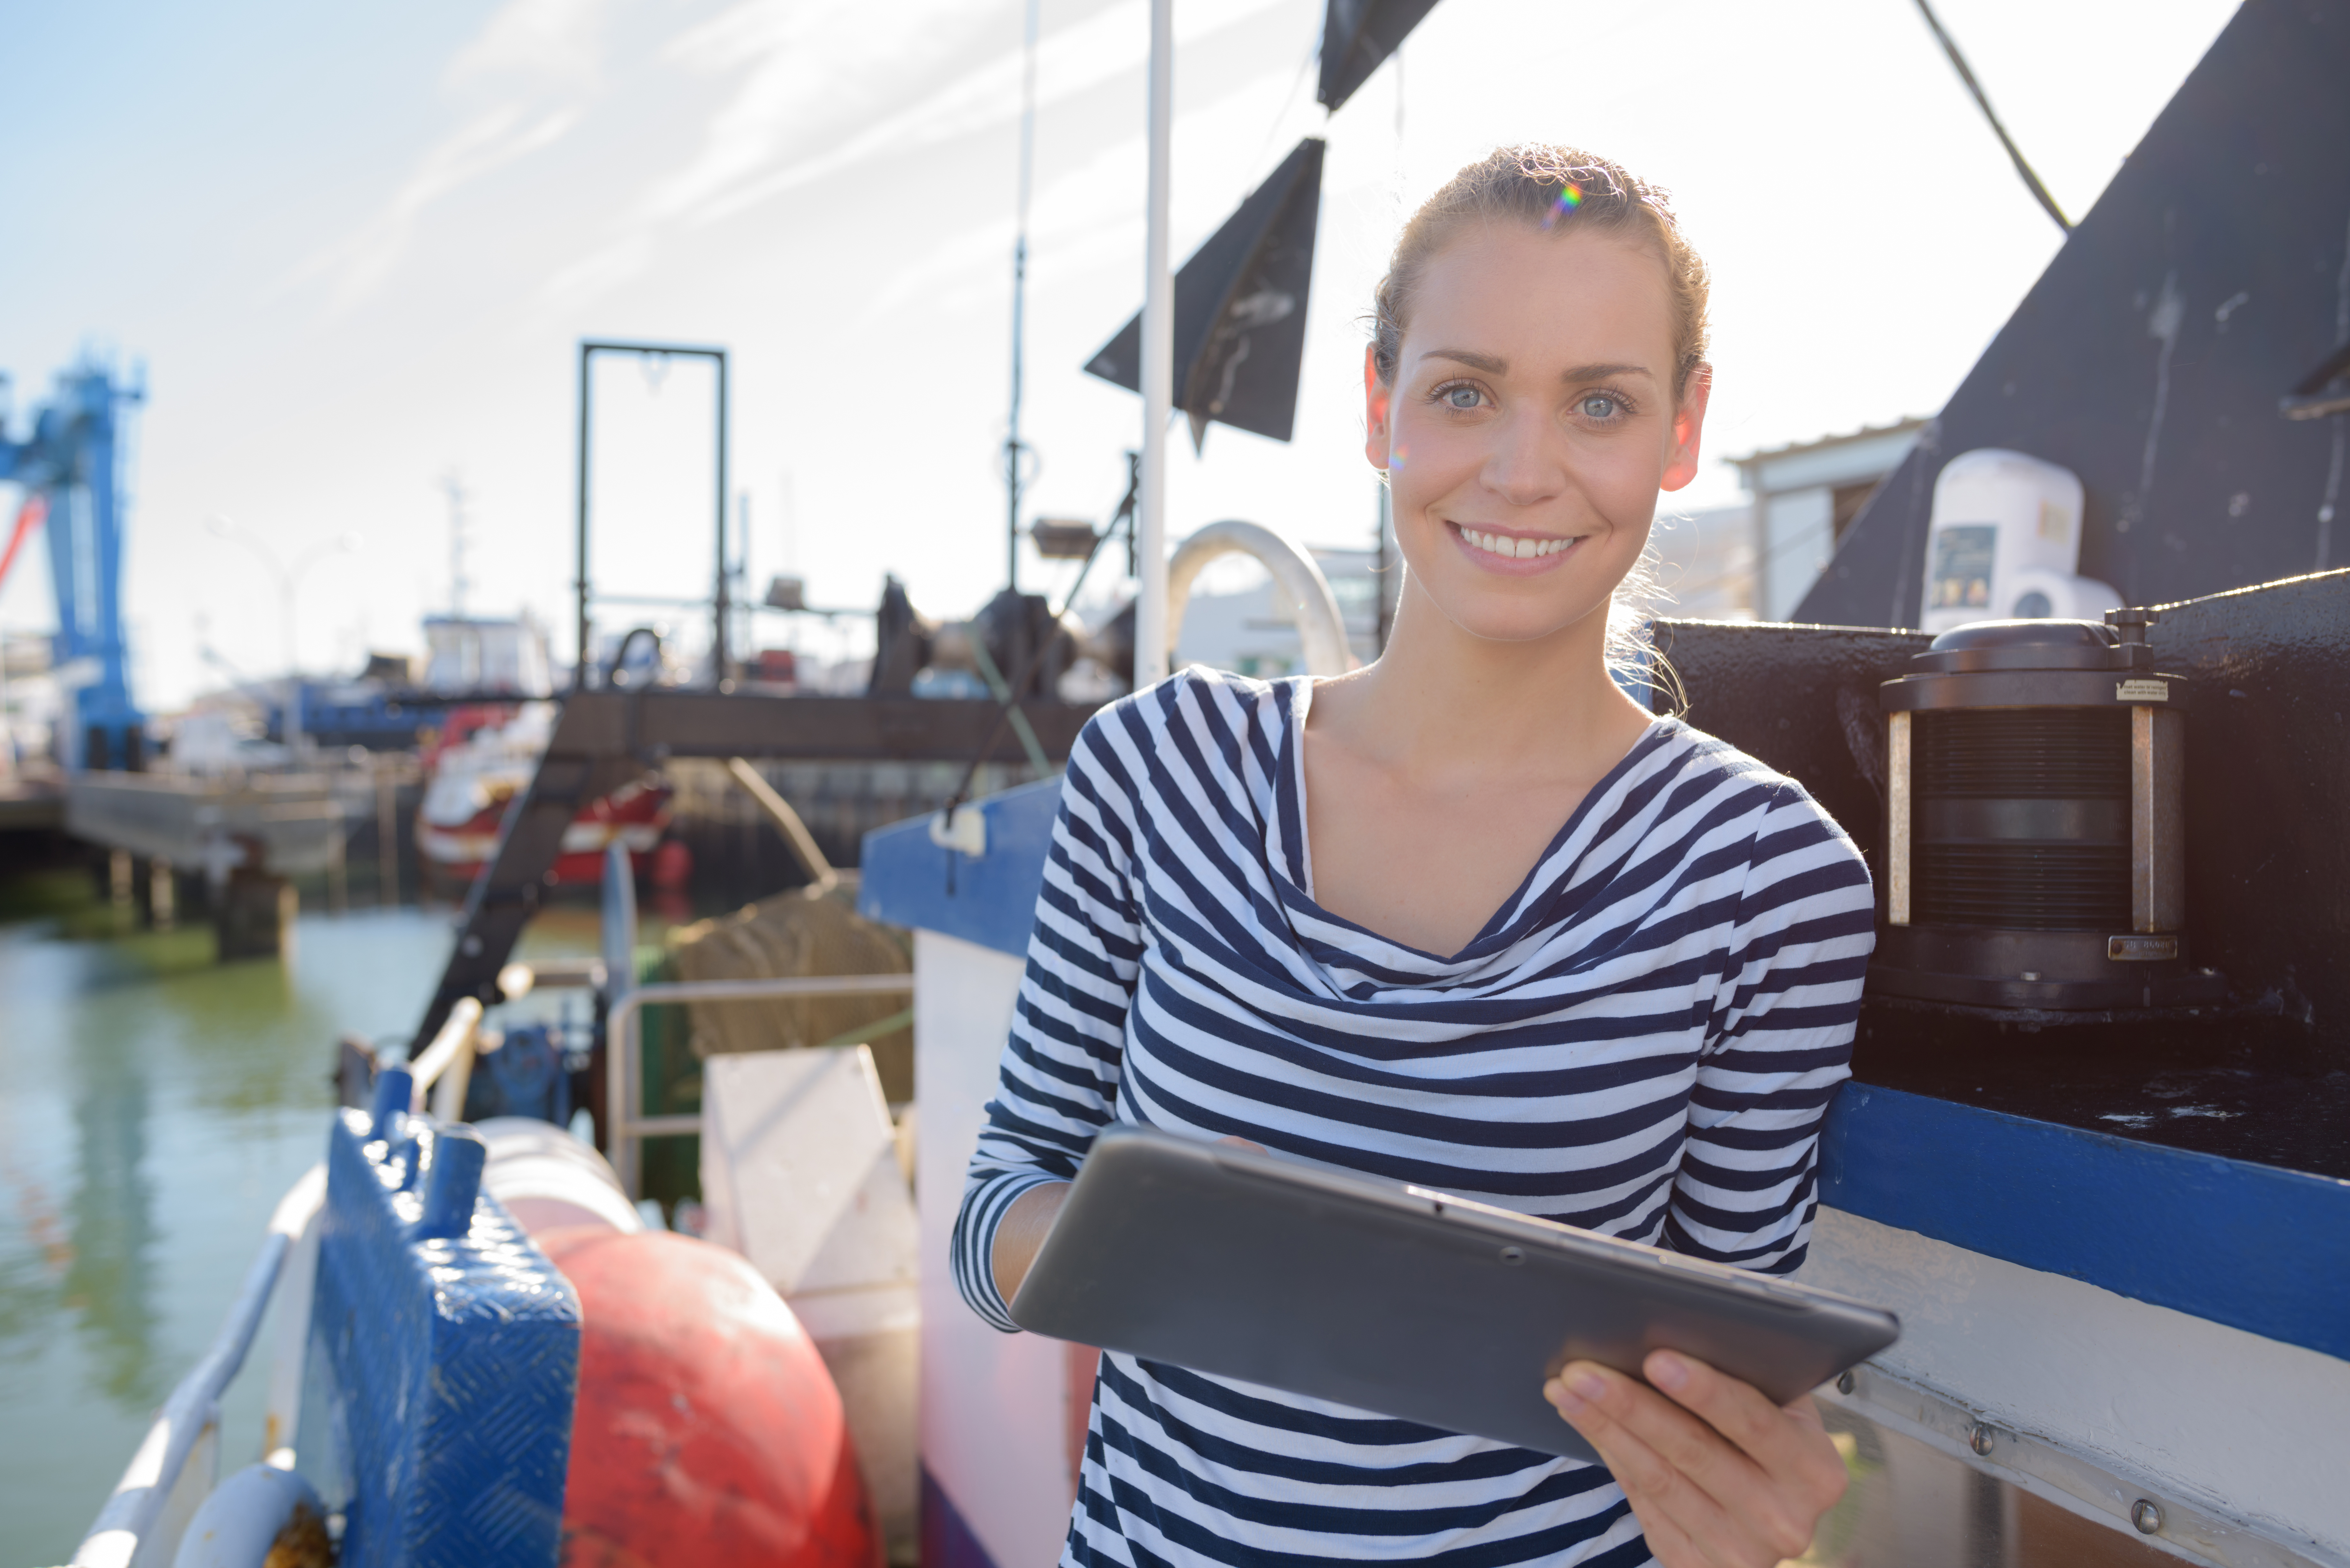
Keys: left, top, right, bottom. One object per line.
{"left": 1371, "top": 145, "right": 1704, "bottom": 713}
{"left": 1372, "top": 144, "right": 1711, "bottom": 398}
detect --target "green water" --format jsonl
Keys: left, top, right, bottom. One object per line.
{"left": 0, "top": 897, "right": 620, "bottom": 1566}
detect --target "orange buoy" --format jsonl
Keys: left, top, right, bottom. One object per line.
{"left": 541, "top": 1227, "right": 882, "bottom": 1568}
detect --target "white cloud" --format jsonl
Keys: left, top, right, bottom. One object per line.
{"left": 299, "top": 0, "right": 613, "bottom": 310}
{"left": 303, "top": 106, "right": 581, "bottom": 310}
{"left": 447, "top": 0, "right": 611, "bottom": 88}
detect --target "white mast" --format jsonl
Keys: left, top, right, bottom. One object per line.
{"left": 1133, "top": 0, "right": 1173, "bottom": 688}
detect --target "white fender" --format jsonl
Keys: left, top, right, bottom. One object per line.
{"left": 476, "top": 1115, "right": 645, "bottom": 1238}
{"left": 169, "top": 1463, "right": 322, "bottom": 1568}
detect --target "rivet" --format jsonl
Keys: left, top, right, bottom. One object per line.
{"left": 1836, "top": 1370, "right": 1855, "bottom": 1396}
{"left": 1498, "top": 1246, "right": 1525, "bottom": 1267}
{"left": 2131, "top": 1499, "right": 2164, "bottom": 1535}
{"left": 1968, "top": 1422, "right": 1998, "bottom": 1457}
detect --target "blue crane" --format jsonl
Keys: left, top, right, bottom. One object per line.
{"left": 0, "top": 358, "right": 145, "bottom": 771}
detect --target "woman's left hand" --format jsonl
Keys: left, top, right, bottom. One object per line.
{"left": 1545, "top": 1350, "right": 1847, "bottom": 1568}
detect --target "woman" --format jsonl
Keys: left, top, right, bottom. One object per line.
{"left": 952, "top": 145, "right": 1873, "bottom": 1568}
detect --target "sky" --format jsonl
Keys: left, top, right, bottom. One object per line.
{"left": 0, "top": 0, "right": 2240, "bottom": 709}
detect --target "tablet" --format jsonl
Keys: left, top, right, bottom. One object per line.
{"left": 1009, "top": 1124, "right": 1900, "bottom": 1460}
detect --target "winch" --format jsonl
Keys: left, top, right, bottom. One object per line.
{"left": 1869, "top": 609, "right": 2224, "bottom": 1013}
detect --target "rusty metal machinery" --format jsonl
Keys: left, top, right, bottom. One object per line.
{"left": 1871, "top": 610, "right": 2222, "bottom": 1013}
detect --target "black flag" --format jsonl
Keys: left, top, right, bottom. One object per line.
{"left": 1317, "top": 0, "right": 1442, "bottom": 112}
{"left": 1084, "top": 138, "right": 1324, "bottom": 451}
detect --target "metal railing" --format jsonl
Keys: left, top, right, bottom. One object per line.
{"left": 604, "top": 974, "right": 915, "bottom": 1198}
{"left": 72, "top": 1165, "right": 327, "bottom": 1568}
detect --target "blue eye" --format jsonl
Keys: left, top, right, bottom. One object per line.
{"left": 1442, "top": 384, "right": 1482, "bottom": 411}
{"left": 1579, "top": 393, "right": 1621, "bottom": 420}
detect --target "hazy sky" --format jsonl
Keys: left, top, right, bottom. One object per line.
{"left": 0, "top": 0, "right": 2238, "bottom": 707}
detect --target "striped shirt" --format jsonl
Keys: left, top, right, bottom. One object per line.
{"left": 953, "top": 669, "right": 1874, "bottom": 1568}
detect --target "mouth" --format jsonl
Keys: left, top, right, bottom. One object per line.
{"left": 1447, "top": 522, "right": 1587, "bottom": 570}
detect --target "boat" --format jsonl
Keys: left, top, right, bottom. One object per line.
{"left": 56, "top": 5, "right": 2350, "bottom": 1566}
{"left": 413, "top": 700, "right": 672, "bottom": 888}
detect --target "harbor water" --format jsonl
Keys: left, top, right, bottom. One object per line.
{"left": 0, "top": 893, "right": 607, "bottom": 1566}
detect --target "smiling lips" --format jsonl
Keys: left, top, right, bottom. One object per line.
{"left": 1453, "top": 524, "right": 1581, "bottom": 561}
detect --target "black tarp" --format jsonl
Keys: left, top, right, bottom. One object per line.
{"left": 1085, "top": 138, "right": 1325, "bottom": 449}
{"left": 1797, "top": 0, "right": 2350, "bottom": 627}
{"left": 1317, "top": 0, "right": 1442, "bottom": 112}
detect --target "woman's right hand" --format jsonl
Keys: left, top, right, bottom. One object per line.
{"left": 990, "top": 1180, "right": 1073, "bottom": 1303}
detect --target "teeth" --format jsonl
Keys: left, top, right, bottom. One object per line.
{"left": 1459, "top": 526, "right": 1574, "bottom": 559}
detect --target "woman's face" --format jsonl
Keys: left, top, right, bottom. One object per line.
{"left": 1366, "top": 222, "right": 1708, "bottom": 645}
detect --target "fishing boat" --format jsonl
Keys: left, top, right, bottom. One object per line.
{"left": 413, "top": 701, "right": 673, "bottom": 889}
{"left": 55, "top": 4, "right": 2350, "bottom": 1567}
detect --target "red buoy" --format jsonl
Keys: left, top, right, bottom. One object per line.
{"left": 541, "top": 1227, "right": 882, "bottom": 1568}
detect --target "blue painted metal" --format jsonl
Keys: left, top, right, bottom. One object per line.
{"left": 858, "top": 775, "right": 1062, "bottom": 959}
{"left": 0, "top": 359, "right": 146, "bottom": 770}
{"left": 1819, "top": 1082, "right": 2350, "bottom": 1361}
{"left": 920, "top": 1466, "right": 1002, "bottom": 1568}
{"left": 313, "top": 1106, "right": 580, "bottom": 1567}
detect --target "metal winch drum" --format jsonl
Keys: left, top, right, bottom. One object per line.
{"left": 1869, "top": 609, "right": 2224, "bottom": 1013}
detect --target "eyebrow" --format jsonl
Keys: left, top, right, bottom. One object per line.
{"left": 1420, "top": 349, "right": 1656, "bottom": 383}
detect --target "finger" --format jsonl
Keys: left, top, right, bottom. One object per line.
{"left": 1646, "top": 1350, "right": 1849, "bottom": 1524}
{"left": 1564, "top": 1361, "right": 1778, "bottom": 1519}
{"left": 1546, "top": 1368, "right": 1781, "bottom": 1568}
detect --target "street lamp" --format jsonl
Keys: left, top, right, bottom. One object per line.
{"left": 205, "top": 516, "right": 361, "bottom": 756}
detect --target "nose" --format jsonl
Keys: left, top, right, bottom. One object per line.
{"left": 1478, "top": 407, "right": 1567, "bottom": 509}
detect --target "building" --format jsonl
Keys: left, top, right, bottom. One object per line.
{"left": 1645, "top": 503, "right": 1758, "bottom": 621}
{"left": 1731, "top": 419, "right": 1928, "bottom": 622}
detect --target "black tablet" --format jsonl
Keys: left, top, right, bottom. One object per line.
{"left": 1009, "top": 1123, "right": 1899, "bottom": 1460}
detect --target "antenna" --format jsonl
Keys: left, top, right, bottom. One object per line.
{"left": 1004, "top": 0, "right": 1042, "bottom": 593}
{"left": 443, "top": 471, "right": 471, "bottom": 618}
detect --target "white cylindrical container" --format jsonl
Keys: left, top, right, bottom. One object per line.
{"left": 476, "top": 1116, "right": 645, "bottom": 1238}
{"left": 170, "top": 1463, "right": 324, "bottom": 1568}
{"left": 1920, "top": 449, "right": 2121, "bottom": 633}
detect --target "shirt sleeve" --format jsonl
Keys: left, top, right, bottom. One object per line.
{"left": 1667, "top": 781, "right": 1875, "bottom": 1275}
{"left": 950, "top": 709, "right": 1148, "bottom": 1332}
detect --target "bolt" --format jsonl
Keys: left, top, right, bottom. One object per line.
{"left": 1836, "top": 1371, "right": 1855, "bottom": 1396}
{"left": 2131, "top": 1500, "right": 2164, "bottom": 1535}
{"left": 1498, "top": 1246, "right": 1525, "bottom": 1267}
{"left": 1968, "top": 1422, "right": 1998, "bottom": 1457}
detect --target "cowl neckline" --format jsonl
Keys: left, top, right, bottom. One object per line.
{"left": 1257, "top": 674, "right": 1683, "bottom": 983}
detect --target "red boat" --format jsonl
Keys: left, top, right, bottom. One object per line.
{"left": 415, "top": 702, "right": 671, "bottom": 887}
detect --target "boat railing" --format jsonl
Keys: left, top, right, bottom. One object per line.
{"left": 604, "top": 974, "right": 916, "bottom": 1199}
{"left": 70, "top": 1164, "right": 328, "bottom": 1568}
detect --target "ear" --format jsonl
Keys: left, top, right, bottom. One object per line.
{"left": 1363, "top": 344, "right": 1392, "bottom": 471}
{"left": 1658, "top": 363, "right": 1712, "bottom": 493}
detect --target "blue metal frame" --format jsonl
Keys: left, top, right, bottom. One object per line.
{"left": 858, "top": 776, "right": 1062, "bottom": 957}
{"left": 315, "top": 1104, "right": 580, "bottom": 1567}
{"left": 1819, "top": 1082, "right": 2350, "bottom": 1361}
{"left": 0, "top": 360, "right": 146, "bottom": 770}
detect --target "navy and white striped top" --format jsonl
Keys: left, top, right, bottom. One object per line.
{"left": 953, "top": 669, "right": 1874, "bottom": 1568}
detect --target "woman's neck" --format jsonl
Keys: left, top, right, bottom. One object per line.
{"left": 1315, "top": 575, "right": 1653, "bottom": 783}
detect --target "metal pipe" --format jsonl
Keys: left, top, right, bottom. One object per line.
{"left": 1133, "top": 0, "right": 1174, "bottom": 689}
{"left": 1006, "top": 0, "right": 1042, "bottom": 592}
{"left": 1165, "top": 521, "right": 1353, "bottom": 677}
{"left": 406, "top": 995, "right": 484, "bottom": 1100}
{"left": 714, "top": 350, "right": 732, "bottom": 689}
{"left": 72, "top": 1166, "right": 327, "bottom": 1568}
{"left": 576, "top": 341, "right": 731, "bottom": 691}
{"left": 604, "top": 974, "right": 915, "bottom": 1198}
{"left": 724, "top": 757, "right": 838, "bottom": 894}
{"left": 576, "top": 341, "right": 592, "bottom": 689}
